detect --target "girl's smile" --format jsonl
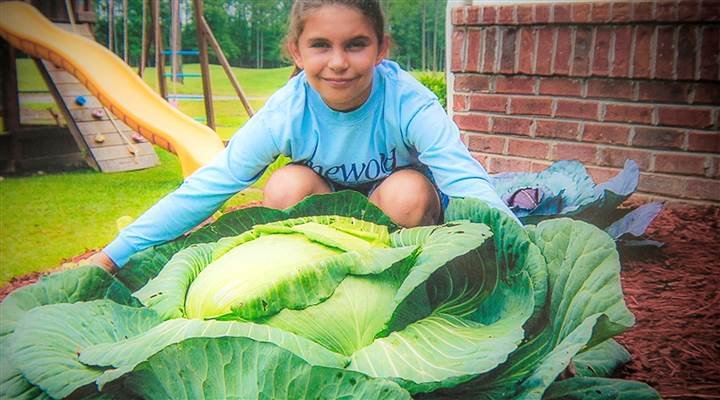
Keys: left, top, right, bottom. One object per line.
{"left": 289, "top": 4, "right": 388, "bottom": 111}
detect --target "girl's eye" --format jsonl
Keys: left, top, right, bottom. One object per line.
{"left": 310, "top": 42, "right": 330, "bottom": 49}
{"left": 347, "top": 40, "right": 369, "bottom": 50}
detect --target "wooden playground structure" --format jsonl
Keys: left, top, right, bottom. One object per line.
{"left": 0, "top": 0, "right": 253, "bottom": 173}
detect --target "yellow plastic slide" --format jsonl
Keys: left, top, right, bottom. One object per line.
{"left": 0, "top": 1, "right": 225, "bottom": 176}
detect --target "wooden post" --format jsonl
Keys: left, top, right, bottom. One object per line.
{"left": 193, "top": 0, "right": 215, "bottom": 130}
{"left": 200, "top": 16, "right": 254, "bottom": 117}
{"left": 123, "top": 0, "right": 128, "bottom": 63}
{"left": 139, "top": 0, "right": 148, "bottom": 77}
{"left": 108, "top": 0, "right": 114, "bottom": 53}
{"left": 1, "top": 40, "right": 21, "bottom": 172}
{"left": 152, "top": 0, "right": 167, "bottom": 99}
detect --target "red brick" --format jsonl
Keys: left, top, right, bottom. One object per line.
{"left": 535, "top": 28, "right": 554, "bottom": 75}
{"left": 536, "top": 119, "right": 581, "bottom": 140}
{"left": 499, "top": 28, "right": 518, "bottom": 73}
{"left": 534, "top": 4, "right": 551, "bottom": 24}
{"left": 468, "top": 94, "right": 508, "bottom": 113}
{"left": 489, "top": 156, "right": 532, "bottom": 173}
{"left": 454, "top": 74, "right": 491, "bottom": 92}
{"left": 508, "top": 138, "right": 550, "bottom": 159}
{"left": 492, "top": 116, "right": 534, "bottom": 136}
{"left": 677, "top": 26, "right": 698, "bottom": 80}
{"left": 633, "top": 2, "right": 655, "bottom": 22}
{"left": 713, "top": 156, "right": 720, "bottom": 179}
{"left": 597, "top": 147, "right": 652, "bottom": 169}
{"left": 451, "top": 29, "right": 466, "bottom": 72}
{"left": 655, "top": 26, "right": 676, "bottom": 80}
{"left": 465, "top": 6, "right": 481, "bottom": 24}
{"left": 612, "top": 26, "right": 633, "bottom": 78}
{"left": 701, "top": 1, "right": 720, "bottom": 21}
{"left": 498, "top": 5, "right": 515, "bottom": 24}
{"left": 638, "top": 173, "right": 686, "bottom": 197}
{"left": 571, "top": 3, "right": 591, "bottom": 23}
{"left": 610, "top": 2, "right": 632, "bottom": 23}
{"left": 482, "top": 6, "right": 497, "bottom": 24}
{"left": 593, "top": 27, "right": 612, "bottom": 76}
{"left": 517, "top": 28, "right": 535, "bottom": 75}
{"left": 551, "top": 142, "right": 598, "bottom": 163}
{"left": 655, "top": 1, "right": 676, "bottom": 21}
{"left": 684, "top": 178, "right": 720, "bottom": 201}
{"left": 654, "top": 153, "right": 709, "bottom": 176}
{"left": 555, "top": 99, "right": 600, "bottom": 120}
{"left": 587, "top": 166, "right": 623, "bottom": 184}
{"left": 632, "top": 127, "right": 685, "bottom": 150}
{"left": 572, "top": 27, "right": 593, "bottom": 77}
{"left": 467, "top": 133, "right": 506, "bottom": 154}
{"left": 657, "top": 106, "right": 714, "bottom": 129}
{"left": 530, "top": 160, "right": 553, "bottom": 172}
{"left": 451, "top": 7, "right": 465, "bottom": 25}
{"left": 604, "top": 103, "right": 653, "bottom": 124}
{"left": 687, "top": 131, "right": 720, "bottom": 153}
{"left": 591, "top": 2, "right": 611, "bottom": 22}
{"left": 482, "top": 27, "right": 498, "bottom": 73}
{"left": 700, "top": 27, "right": 720, "bottom": 80}
{"left": 495, "top": 76, "right": 536, "bottom": 94}
{"left": 510, "top": 96, "right": 553, "bottom": 116}
{"left": 583, "top": 123, "right": 630, "bottom": 145}
{"left": 632, "top": 26, "right": 654, "bottom": 78}
{"left": 538, "top": 78, "right": 583, "bottom": 97}
{"left": 471, "top": 152, "right": 490, "bottom": 167}
{"left": 587, "top": 79, "right": 634, "bottom": 100}
{"left": 465, "top": 29, "right": 483, "bottom": 72}
{"left": 453, "top": 95, "right": 468, "bottom": 112}
{"left": 638, "top": 82, "right": 691, "bottom": 103}
{"left": 517, "top": 4, "right": 533, "bottom": 24}
{"left": 454, "top": 114, "right": 490, "bottom": 132}
{"left": 554, "top": 28, "right": 573, "bottom": 75}
{"left": 693, "top": 83, "right": 720, "bottom": 104}
{"left": 553, "top": 3, "right": 572, "bottom": 23}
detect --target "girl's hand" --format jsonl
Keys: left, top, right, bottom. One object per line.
{"left": 86, "top": 251, "right": 118, "bottom": 274}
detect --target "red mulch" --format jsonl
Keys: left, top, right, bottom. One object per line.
{"left": 616, "top": 204, "right": 720, "bottom": 399}
{"left": 1, "top": 202, "right": 718, "bottom": 399}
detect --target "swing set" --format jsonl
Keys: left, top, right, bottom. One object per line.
{"left": 112, "top": 0, "right": 255, "bottom": 129}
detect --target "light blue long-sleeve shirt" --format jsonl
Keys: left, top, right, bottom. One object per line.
{"left": 104, "top": 60, "right": 516, "bottom": 266}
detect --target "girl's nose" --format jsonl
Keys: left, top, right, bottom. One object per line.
{"left": 328, "top": 50, "right": 349, "bottom": 71}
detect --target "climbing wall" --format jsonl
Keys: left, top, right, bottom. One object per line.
{"left": 38, "top": 23, "right": 159, "bottom": 172}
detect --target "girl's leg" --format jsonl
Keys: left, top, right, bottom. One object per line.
{"left": 263, "top": 164, "right": 331, "bottom": 209}
{"left": 369, "top": 169, "right": 441, "bottom": 227}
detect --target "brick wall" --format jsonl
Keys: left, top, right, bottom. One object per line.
{"left": 449, "top": 0, "right": 719, "bottom": 204}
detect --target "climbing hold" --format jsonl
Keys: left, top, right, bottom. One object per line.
{"left": 75, "top": 96, "right": 87, "bottom": 106}
{"left": 131, "top": 132, "right": 146, "bottom": 143}
{"left": 94, "top": 134, "right": 106, "bottom": 143}
{"left": 91, "top": 109, "right": 104, "bottom": 119}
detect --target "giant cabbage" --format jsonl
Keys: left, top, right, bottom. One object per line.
{"left": 0, "top": 192, "right": 659, "bottom": 399}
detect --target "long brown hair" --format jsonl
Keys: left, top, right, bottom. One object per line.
{"left": 285, "top": 0, "right": 387, "bottom": 78}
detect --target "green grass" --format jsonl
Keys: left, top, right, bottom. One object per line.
{"left": 0, "top": 149, "right": 266, "bottom": 285}
{"left": 17, "top": 59, "right": 293, "bottom": 97}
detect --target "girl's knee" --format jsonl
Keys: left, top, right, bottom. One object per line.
{"left": 263, "top": 164, "right": 330, "bottom": 209}
{"left": 370, "top": 170, "right": 440, "bottom": 226}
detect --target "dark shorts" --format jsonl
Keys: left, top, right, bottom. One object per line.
{"left": 318, "top": 165, "right": 450, "bottom": 212}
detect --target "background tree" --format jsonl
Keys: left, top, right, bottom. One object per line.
{"left": 94, "top": 0, "right": 446, "bottom": 71}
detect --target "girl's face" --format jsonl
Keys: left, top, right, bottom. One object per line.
{"left": 289, "top": 4, "right": 388, "bottom": 112}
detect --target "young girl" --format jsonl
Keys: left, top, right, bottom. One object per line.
{"left": 92, "top": 0, "right": 517, "bottom": 272}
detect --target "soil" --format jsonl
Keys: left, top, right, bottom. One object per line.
{"left": 1, "top": 202, "right": 718, "bottom": 399}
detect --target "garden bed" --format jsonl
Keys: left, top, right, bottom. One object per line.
{"left": 1, "top": 202, "right": 718, "bottom": 399}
